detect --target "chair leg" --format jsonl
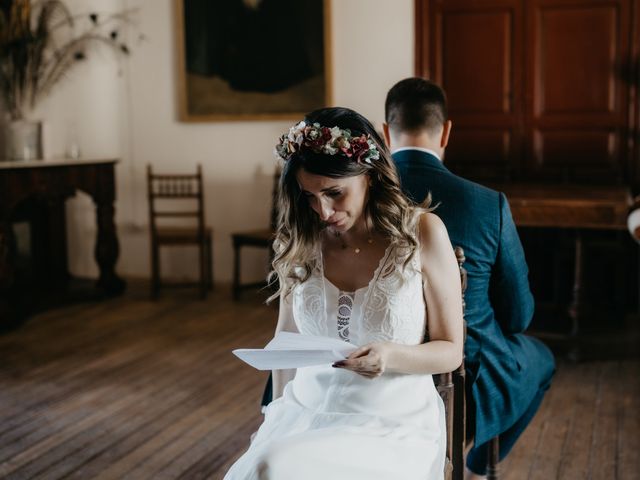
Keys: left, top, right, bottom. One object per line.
{"left": 487, "top": 436, "right": 499, "bottom": 480}
{"left": 198, "top": 240, "right": 207, "bottom": 300}
{"left": 452, "top": 365, "right": 466, "bottom": 480}
{"left": 151, "top": 241, "right": 160, "bottom": 300}
{"left": 206, "top": 237, "right": 214, "bottom": 291}
{"left": 232, "top": 240, "right": 241, "bottom": 301}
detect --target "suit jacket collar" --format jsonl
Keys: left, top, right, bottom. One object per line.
{"left": 392, "top": 147, "right": 450, "bottom": 174}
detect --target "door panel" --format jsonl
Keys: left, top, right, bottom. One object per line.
{"left": 446, "top": 128, "right": 514, "bottom": 180}
{"left": 525, "top": 0, "right": 632, "bottom": 181}
{"left": 444, "top": 11, "right": 513, "bottom": 114}
{"left": 535, "top": 5, "right": 618, "bottom": 115}
{"left": 419, "top": 0, "right": 637, "bottom": 186}
{"left": 428, "top": 0, "right": 524, "bottom": 180}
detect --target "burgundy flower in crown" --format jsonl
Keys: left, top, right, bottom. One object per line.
{"left": 274, "top": 121, "right": 380, "bottom": 165}
{"left": 349, "top": 136, "right": 372, "bottom": 162}
{"left": 305, "top": 124, "right": 333, "bottom": 151}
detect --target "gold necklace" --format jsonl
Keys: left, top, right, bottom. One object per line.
{"left": 334, "top": 232, "right": 374, "bottom": 254}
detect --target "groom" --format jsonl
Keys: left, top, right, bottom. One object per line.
{"left": 383, "top": 78, "right": 555, "bottom": 479}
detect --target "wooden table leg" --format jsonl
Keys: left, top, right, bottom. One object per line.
{"left": 566, "top": 230, "right": 583, "bottom": 360}
{"left": 568, "top": 231, "right": 583, "bottom": 335}
{"left": 0, "top": 221, "right": 15, "bottom": 326}
{"left": 0, "top": 220, "right": 30, "bottom": 329}
{"left": 0, "top": 221, "right": 13, "bottom": 289}
{"left": 94, "top": 198, "right": 125, "bottom": 295}
{"left": 46, "top": 198, "right": 70, "bottom": 286}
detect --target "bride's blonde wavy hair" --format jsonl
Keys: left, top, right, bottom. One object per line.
{"left": 268, "top": 107, "right": 432, "bottom": 302}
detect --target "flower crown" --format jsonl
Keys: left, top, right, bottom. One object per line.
{"left": 274, "top": 121, "right": 381, "bottom": 165}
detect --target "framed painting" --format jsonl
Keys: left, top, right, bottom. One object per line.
{"left": 174, "top": 0, "right": 332, "bottom": 122}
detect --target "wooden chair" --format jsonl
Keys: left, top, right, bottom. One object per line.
{"left": 434, "top": 247, "right": 499, "bottom": 480}
{"left": 147, "top": 164, "right": 213, "bottom": 299}
{"left": 231, "top": 168, "right": 280, "bottom": 300}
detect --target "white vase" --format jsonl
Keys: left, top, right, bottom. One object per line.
{"left": 4, "top": 120, "right": 43, "bottom": 161}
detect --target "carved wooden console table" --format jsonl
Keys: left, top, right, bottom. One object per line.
{"left": 0, "top": 158, "right": 125, "bottom": 327}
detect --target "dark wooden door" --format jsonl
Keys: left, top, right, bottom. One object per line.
{"left": 525, "top": 0, "right": 634, "bottom": 183}
{"left": 416, "top": 0, "right": 640, "bottom": 331}
{"left": 417, "top": 0, "right": 640, "bottom": 188}
{"left": 420, "top": 0, "right": 525, "bottom": 181}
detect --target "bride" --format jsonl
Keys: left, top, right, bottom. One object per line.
{"left": 225, "top": 107, "right": 464, "bottom": 480}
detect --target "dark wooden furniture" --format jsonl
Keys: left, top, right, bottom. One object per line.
{"left": 231, "top": 169, "right": 280, "bottom": 300}
{"left": 147, "top": 164, "right": 213, "bottom": 299}
{"left": 435, "top": 247, "right": 499, "bottom": 480}
{"left": 499, "top": 184, "right": 632, "bottom": 230}
{"left": 416, "top": 0, "right": 640, "bottom": 189}
{"left": 0, "top": 158, "right": 125, "bottom": 328}
{"left": 415, "top": 0, "right": 639, "bottom": 349}
{"left": 498, "top": 184, "right": 632, "bottom": 333}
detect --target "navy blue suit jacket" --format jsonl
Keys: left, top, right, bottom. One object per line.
{"left": 393, "top": 149, "right": 554, "bottom": 445}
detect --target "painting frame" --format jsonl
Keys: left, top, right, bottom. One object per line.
{"left": 174, "top": 0, "right": 333, "bottom": 122}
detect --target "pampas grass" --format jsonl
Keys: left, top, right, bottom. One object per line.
{"left": 0, "top": 0, "right": 133, "bottom": 120}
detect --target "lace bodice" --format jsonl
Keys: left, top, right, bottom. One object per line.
{"left": 292, "top": 244, "right": 427, "bottom": 346}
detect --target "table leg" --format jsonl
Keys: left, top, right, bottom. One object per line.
{"left": 566, "top": 231, "right": 583, "bottom": 360}
{"left": 0, "top": 221, "right": 27, "bottom": 329}
{"left": 46, "top": 198, "right": 70, "bottom": 286}
{"left": 0, "top": 221, "right": 12, "bottom": 289}
{"left": 0, "top": 221, "right": 14, "bottom": 324}
{"left": 94, "top": 199, "right": 125, "bottom": 295}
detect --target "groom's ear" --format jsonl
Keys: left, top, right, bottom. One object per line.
{"left": 382, "top": 123, "right": 391, "bottom": 148}
{"left": 441, "top": 120, "right": 453, "bottom": 149}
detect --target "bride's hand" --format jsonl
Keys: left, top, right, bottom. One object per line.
{"left": 332, "top": 343, "right": 391, "bottom": 379}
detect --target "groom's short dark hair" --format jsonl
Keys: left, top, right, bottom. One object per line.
{"left": 385, "top": 77, "right": 448, "bottom": 136}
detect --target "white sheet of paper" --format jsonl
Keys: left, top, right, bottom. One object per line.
{"left": 233, "top": 332, "right": 358, "bottom": 370}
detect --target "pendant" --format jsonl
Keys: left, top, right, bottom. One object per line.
{"left": 354, "top": 247, "right": 361, "bottom": 254}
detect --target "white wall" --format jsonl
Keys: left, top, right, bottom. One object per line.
{"left": 20, "top": 0, "right": 128, "bottom": 277}
{"left": 38, "top": 0, "right": 415, "bottom": 284}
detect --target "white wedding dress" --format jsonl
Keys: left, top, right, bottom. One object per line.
{"left": 224, "top": 244, "right": 446, "bottom": 480}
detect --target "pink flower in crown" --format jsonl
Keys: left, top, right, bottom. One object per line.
{"left": 335, "top": 135, "right": 351, "bottom": 156}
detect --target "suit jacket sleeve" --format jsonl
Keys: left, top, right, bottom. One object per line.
{"left": 489, "top": 192, "right": 535, "bottom": 334}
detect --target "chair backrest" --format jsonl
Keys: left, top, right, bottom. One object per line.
{"left": 146, "top": 164, "right": 206, "bottom": 238}
{"left": 433, "top": 246, "right": 467, "bottom": 479}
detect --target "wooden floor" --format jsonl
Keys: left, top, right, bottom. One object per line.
{"left": 0, "top": 283, "right": 638, "bottom": 480}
